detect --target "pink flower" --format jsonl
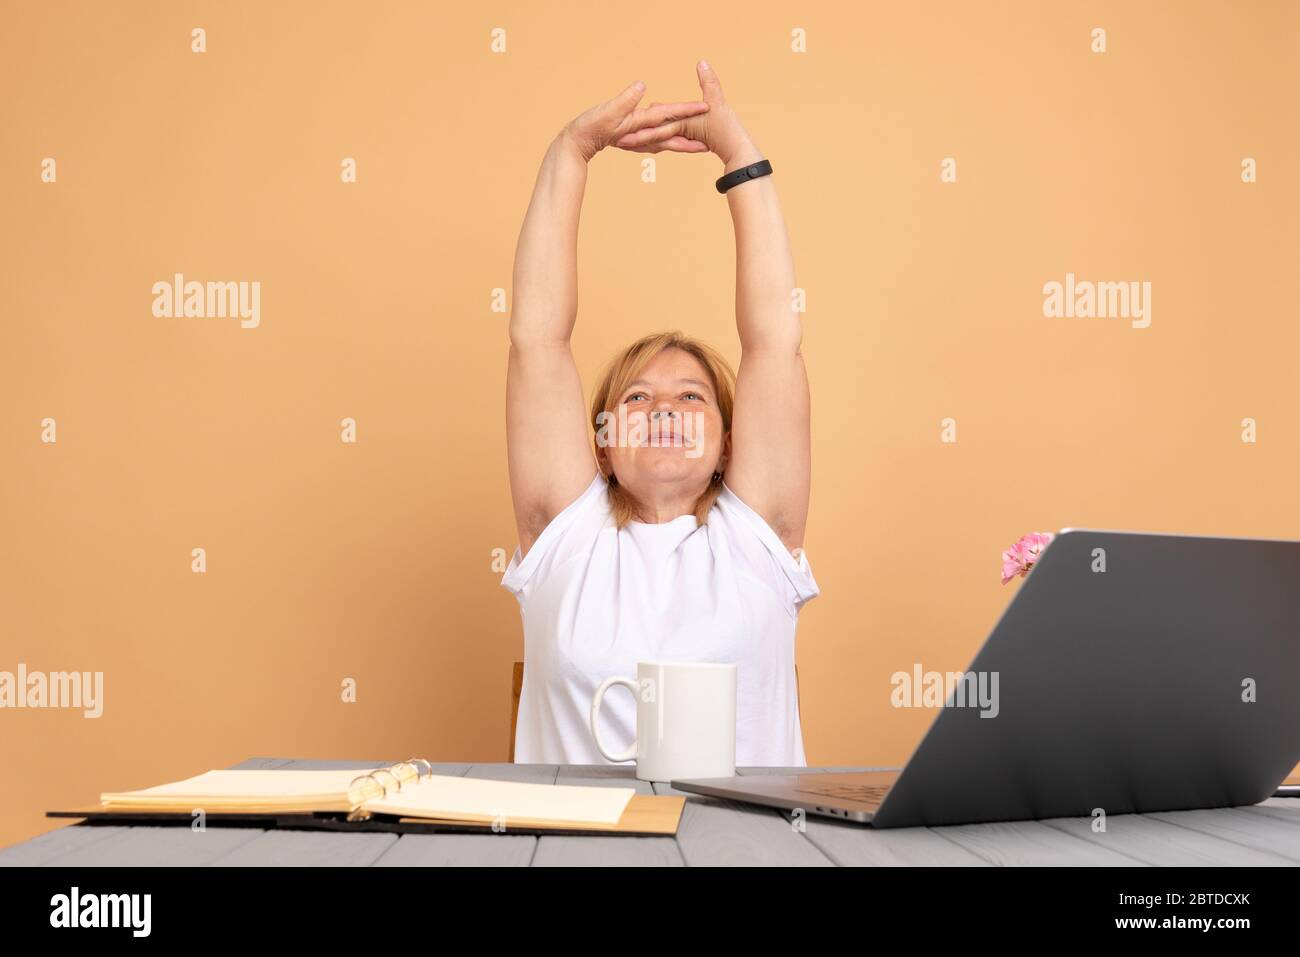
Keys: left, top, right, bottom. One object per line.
{"left": 1001, "top": 531, "right": 1055, "bottom": 584}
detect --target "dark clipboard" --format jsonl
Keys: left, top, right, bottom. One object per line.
{"left": 46, "top": 804, "right": 683, "bottom": 838}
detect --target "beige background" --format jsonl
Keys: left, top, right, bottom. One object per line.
{"left": 2, "top": 0, "right": 1297, "bottom": 848}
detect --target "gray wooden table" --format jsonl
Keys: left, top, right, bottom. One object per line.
{"left": 4, "top": 757, "right": 1300, "bottom": 866}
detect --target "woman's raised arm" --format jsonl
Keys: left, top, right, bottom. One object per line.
{"left": 717, "top": 85, "right": 811, "bottom": 553}
{"left": 507, "top": 83, "right": 711, "bottom": 556}
{"left": 618, "top": 62, "right": 810, "bottom": 552}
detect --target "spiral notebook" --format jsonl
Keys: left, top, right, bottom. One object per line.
{"left": 49, "top": 759, "right": 685, "bottom": 836}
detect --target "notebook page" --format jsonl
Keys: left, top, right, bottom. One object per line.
{"left": 101, "top": 769, "right": 383, "bottom": 805}
{"left": 363, "top": 775, "right": 636, "bottom": 825}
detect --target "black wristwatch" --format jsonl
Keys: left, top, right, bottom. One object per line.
{"left": 715, "top": 158, "right": 772, "bottom": 194}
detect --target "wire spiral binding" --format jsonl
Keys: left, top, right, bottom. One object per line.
{"left": 346, "top": 757, "right": 435, "bottom": 820}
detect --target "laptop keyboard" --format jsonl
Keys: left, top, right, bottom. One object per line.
{"left": 795, "top": 783, "right": 892, "bottom": 806}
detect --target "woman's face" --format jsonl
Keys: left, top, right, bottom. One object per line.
{"left": 598, "top": 348, "right": 728, "bottom": 504}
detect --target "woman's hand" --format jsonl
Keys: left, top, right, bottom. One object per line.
{"left": 561, "top": 81, "right": 711, "bottom": 163}
{"left": 613, "top": 61, "right": 758, "bottom": 167}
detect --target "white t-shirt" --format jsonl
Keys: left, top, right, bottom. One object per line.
{"left": 501, "top": 473, "right": 820, "bottom": 767}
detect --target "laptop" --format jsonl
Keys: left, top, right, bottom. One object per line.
{"left": 672, "top": 528, "right": 1300, "bottom": 828}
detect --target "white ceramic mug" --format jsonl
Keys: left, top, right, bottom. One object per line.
{"left": 589, "top": 661, "right": 737, "bottom": 782}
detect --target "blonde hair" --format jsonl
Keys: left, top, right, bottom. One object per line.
{"left": 590, "top": 331, "right": 737, "bottom": 529}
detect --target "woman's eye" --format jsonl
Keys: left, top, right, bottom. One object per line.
{"left": 682, "top": 392, "right": 701, "bottom": 401}
{"left": 625, "top": 393, "right": 648, "bottom": 403}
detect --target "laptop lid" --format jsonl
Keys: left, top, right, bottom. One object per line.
{"left": 868, "top": 529, "right": 1300, "bottom": 828}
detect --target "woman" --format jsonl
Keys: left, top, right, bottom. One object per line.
{"left": 502, "top": 61, "right": 817, "bottom": 767}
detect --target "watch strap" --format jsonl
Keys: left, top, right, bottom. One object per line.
{"left": 715, "top": 158, "right": 773, "bottom": 194}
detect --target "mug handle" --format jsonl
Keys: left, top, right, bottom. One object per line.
{"left": 590, "top": 676, "right": 639, "bottom": 763}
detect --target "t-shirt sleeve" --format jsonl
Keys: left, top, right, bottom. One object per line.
{"left": 715, "top": 483, "right": 821, "bottom": 615}
{"left": 501, "top": 473, "right": 607, "bottom": 601}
